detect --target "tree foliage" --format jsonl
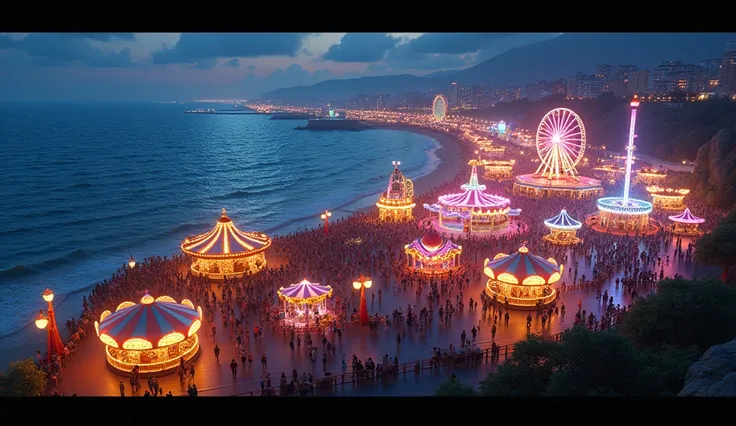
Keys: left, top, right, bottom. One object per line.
{"left": 694, "top": 223, "right": 736, "bottom": 279}
{"left": 618, "top": 278, "right": 736, "bottom": 351}
{"left": 0, "top": 359, "right": 47, "bottom": 397}
{"left": 436, "top": 374, "right": 476, "bottom": 397}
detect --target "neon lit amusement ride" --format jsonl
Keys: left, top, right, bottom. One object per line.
{"left": 513, "top": 108, "right": 602, "bottom": 199}
{"left": 376, "top": 161, "right": 416, "bottom": 222}
{"left": 404, "top": 227, "right": 463, "bottom": 274}
{"left": 668, "top": 208, "right": 705, "bottom": 236}
{"left": 432, "top": 95, "right": 448, "bottom": 121}
{"left": 95, "top": 292, "right": 203, "bottom": 374}
{"left": 646, "top": 186, "right": 689, "bottom": 211}
{"left": 277, "top": 279, "right": 334, "bottom": 329}
{"left": 181, "top": 209, "right": 271, "bottom": 279}
{"left": 424, "top": 160, "right": 513, "bottom": 234}
{"left": 484, "top": 244, "right": 560, "bottom": 308}
{"left": 543, "top": 209, "right": 583, "bottom": 245}
{"left": 590, "top": 97, "right": 658, "bottom": 235}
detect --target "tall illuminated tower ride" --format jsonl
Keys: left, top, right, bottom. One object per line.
{"left": 591, "top": 97, "right": 656, "bottom": 234}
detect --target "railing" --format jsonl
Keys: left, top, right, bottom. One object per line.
{"left": 228, "top": 312, "right": 623, "bottom": 397}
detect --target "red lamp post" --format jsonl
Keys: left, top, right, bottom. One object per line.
{"left": 34, "top": 288, "right": 65, "bottom": 362}
{"left": 352, "top": 274, "right": 372, "bottom": 326}
{"left": 320, "top": 210, "right": 332, "bottom": 234}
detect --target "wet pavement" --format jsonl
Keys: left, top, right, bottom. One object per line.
{"left": 55, "top": 233, "right": 716, "bottom": 396}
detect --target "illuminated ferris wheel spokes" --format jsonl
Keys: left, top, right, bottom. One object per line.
{"left": 535, "top": 108, "right": 586, "bottom": 180}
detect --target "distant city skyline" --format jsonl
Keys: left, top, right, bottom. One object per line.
{"left": 0, "top": 33, "right": 560, "bottom": 101}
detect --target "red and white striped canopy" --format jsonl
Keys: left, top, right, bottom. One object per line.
{"left": 181, "top": 208, "right": 271, "bottom": 259}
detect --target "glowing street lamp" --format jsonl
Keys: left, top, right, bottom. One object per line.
{"left": 34, "top": 288, "right": 65, "bottom": 362}
{"left": 320, "top": 210, "right": 332, "bottom": 234}
{"left": 352, "top": 274, "right": 372, "bottom": 325}
{"left": 128, "top": 255, "right": 136, "bottom": 269}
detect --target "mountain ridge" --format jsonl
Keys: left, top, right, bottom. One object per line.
{"left": 261, "top": 33, "right": 736, "bottom": 101}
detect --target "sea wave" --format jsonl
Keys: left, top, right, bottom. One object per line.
{"left": 0, "top": 249, "right": 89, "bottom": 282}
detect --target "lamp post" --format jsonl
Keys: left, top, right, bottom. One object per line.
{"left": 34, "top": 288, "right": 65, "bottom": 362}
{"left": 320, "top": 210, "right": 332, "bottom": 234}
{"left": 128, "top": 255, "right": 136, "bottom": 269}
{"left": 352, "top": 274, "right": 372, "bottom": 326}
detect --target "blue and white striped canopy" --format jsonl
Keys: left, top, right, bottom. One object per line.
{"left": 544, "top": 209, "right": 582, "bottom": 230}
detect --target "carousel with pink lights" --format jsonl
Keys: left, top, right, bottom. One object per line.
{"left": 404, "top": 228, "right": 463, "bottom": 274}
{"left": 424, "top": 160, "right": 513, "bottom": 234}
{"left": 513, "top": 108, "right": 602, "bottom": 199}
{"left": 484, "top": 244, "right": 561, "bottom": 309}
{"left": 375, "top": 161, "right": 415, "bottom": 222}
{"left": 94, "top": 292, "right": 203, "bottom": 375}
{"left": 181, "top": 208, "right": 272, "bottom": 279}
{"left": 668, "top": 208, "right": 705, "bottom": 236}
{"left": 276, "top": 279, "right": 335, "bottom": 329}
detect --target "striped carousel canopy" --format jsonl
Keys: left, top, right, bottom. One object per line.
{"left": 544, "top": 209, "right": 582, "bottom": 230}
{"left": 668, "top": 208, "right": 704, "bottom": 224}
{"left": 181, "top": 208, "right": 272, "bottom": 259}
{"left": 435, "top": 163, "right": 510, "bottom": 210}
{"left": 483, "top": 244, "right": 562, "bottom": 286}
{"left": 278, "top": 279, "right": 333, "bottom": 304}
{"left": 95, "top": 292, "right": 203, "bottom": 350}
{"left": 404, "top": 229, "right": 462, "bottom": 259}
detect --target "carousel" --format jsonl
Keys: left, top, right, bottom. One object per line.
{"left": 95, "top": 292, "right": 203, "bottom": 375}
{"left": 477, "top": 140, "right": 506, "bottom": 156}
{"left": 668, "top": 208, "right": 705, "bottom": 236}
{"left": 646, "top": 186, "right": 689, "bottom": 211}
{"left": 277, "top": 279, "right": 334, "bottom": 329}
{"left": 543, "top": 209, "right": 582, "bottom": 245}
{"left": 404, "top": 228, "right": 462, "bottom": 274}
{"left": 484, "top": 244, "right": 560, "bottom": 309}
{"left": 480, "top": 159, "right": 515, "bottom": 180}
{"left": 636, "top": 168, "right": 667, "bottom": 185}
{"left": 424, "top": 160, "right": 512, "bottom": 233}
{"left": 376, "top": 161, "right": 416, "bottom": 222}
{"left": 181, "top": 208, "right": 272, "bottom": 279}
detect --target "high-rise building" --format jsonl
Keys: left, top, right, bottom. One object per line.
{"left": 596, "top": 64, "right": 614, "bottom": 92}
{"left": 572, "top": 73, "right": 603, "bottom": 98}
{"left": 611, "top": 65, "right": 638, "bottom": 97}
{"left": 648, "top": 61, "right": 699, "bottom": 94}
{"left": 450, "top": 82, "right": 459, "bottom": 109}
{"left": 720, "top": 44, "right": 736, "bottom": 94}
{"left": 629, "top": 70, "right": 649, "bottom": 95}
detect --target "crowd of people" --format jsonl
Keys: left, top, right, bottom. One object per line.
{"left": 29, "top": 121, "right": 725, "bottom": 397}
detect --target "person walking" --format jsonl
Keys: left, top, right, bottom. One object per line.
{"left": 230, "top": 359, "right": 238, "bottom": 379}
{"left": 214, "top": 344, "right": 220, "bottom": 362}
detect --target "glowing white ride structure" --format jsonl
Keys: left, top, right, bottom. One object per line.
{"left": 432, "top": 95, "right": 448, "bottom": 121}
{"left": 513, "top": 108, "right": 602, "bottom": 199}
{"left": 592, "top": 97, "right": 657, "bottom": 234}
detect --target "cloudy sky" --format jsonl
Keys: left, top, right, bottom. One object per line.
{"left": 0, "top": 33, "right": 559, "bottom": 101}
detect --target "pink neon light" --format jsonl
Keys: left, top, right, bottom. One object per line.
{"left": 668, "top": 208, "right": 704, "bottom": 224}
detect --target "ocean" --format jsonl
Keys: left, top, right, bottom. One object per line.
{"left": 0, "top": 102, "right": 441, "bottom": 339}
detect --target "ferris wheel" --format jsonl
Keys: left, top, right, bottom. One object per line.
{"left": 432, "top": 95, "right": 448, "bottom": 121}
{"left": 535, "top": 108, "right": 587, "bottom": 180}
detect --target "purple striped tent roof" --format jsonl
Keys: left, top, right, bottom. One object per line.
{"left": 278, "top": 279, "right": 333, "bottom": 302}
{"left": 405, "top": 233, "right": 461, "bottom": 259}
{"left": 98, "top": 294, "right": 201, "bottom": 348}
{"left": 484, "top": 245, "right": 561, "bottom": 285}
{"left": 668, "top": 208, "right": 704, "bottom": 224}
{"left": 437, "top": 165, "right": 510, "bottom": 209}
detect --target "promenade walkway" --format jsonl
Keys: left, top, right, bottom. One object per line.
{"left": 52, "top": 234, "right": 704, "bottom": 396}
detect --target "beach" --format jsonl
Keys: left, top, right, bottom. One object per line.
{"left": 0, "top": 122, "right": 468, "bottom": 371}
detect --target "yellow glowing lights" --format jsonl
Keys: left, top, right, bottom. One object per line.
{"left": 493, "top": 253, "right": 509, "bottom": 260}
{"left": 180, "top": 299, "right": 195, "bottom": 309}
{"left": 155, "top": 296, "right": 177, "bottom": 303}
{"left": 546, "top": 258, "right": 557, "bottom": 265}
{"left": 484, "top": 266, "right": 495, "bottom": 280}
{"left": 42, "top": 288, "right": 54, "bottom": 303}
{"left": 197, "top": 306, "right": 203, "bottom": 319}
{"left": 518, "top": 246, "right": 529, "bottom": 253}
{"left": 123, "top": 338, "right": 153, "bottom": 350}
{"left": 100, "top": 334, "right": 119, "bottom": 348}
{"left": 548, "top": 272, "right": 562, "bottom": 284}
{"left": 99, "top": 310, "right": 112, "bottom": 322}
{"left": 522, "top": 275, "right": 546, "bottom": 285}
{"left": 181, "top": 209, "right": 272, "bottom": 260}
{"left": 115, "top": 301, "right": 135, "bottom": 312}
{"left": 646, "top": 186, "right": 690, "bottom": 196}
{"left": 94, "top": 321, "right": 100, "bottom": 337}
{"left": 496, "top": 273, "right": 519, "bottom": 284}
{"left": 188, "top": 320, "right": 201, "bottom": 338}
{"left": 140, "top": 294, "right": 154, "bottom": 305}
{"left": 158, "top": 332, "right": 186, "bottom": 347}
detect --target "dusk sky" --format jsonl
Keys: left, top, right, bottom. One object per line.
{"left": 0, "top": 33, "right": 560, "bottom": 101}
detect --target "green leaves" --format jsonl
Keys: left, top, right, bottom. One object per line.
{"left": 0, "top": 359, "right": 47, "bottom": 397}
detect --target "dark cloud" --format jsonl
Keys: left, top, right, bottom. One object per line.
{"left": 223, "top": 58, "right": 240, "bottom": 68}
{"left": 190, "top": 58, "right": 218, "bottom": 70}
{"left": 69, "top": 33, "right": 136, "bottom": 42}
{"left": 323, "top": 33, "right": 399, "bottom": 62}
{"left": 152, "top": 33, "right": 306, "bottom": 65}
{"left": 371, "top": 42, "right": 471, "bottom": 73}
{"left": 404, "top": 33, "right": 512, "bottom": 55}
{"left": 0, "top": 33, "right": 135, "bottom": 67}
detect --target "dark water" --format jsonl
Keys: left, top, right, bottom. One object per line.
{"left": 0, "top": 102, "right": 440, "bottom": 337}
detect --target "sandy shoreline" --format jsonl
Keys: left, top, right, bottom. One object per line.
{"left": 0, "top": 123, "right": 469, "bottom": 370}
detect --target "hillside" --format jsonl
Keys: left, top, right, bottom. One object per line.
{"left": 262, "top": 33, "right": 736, "bottom": 101}
{"left": 691, "top": 126, "right": 736, "bottom": 208}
